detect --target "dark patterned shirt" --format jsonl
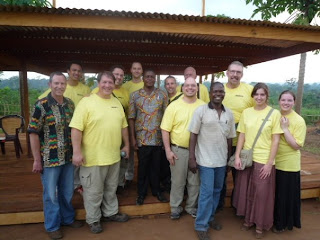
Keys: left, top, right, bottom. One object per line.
{"left": 28, "top": 93, "right": 75, "bottom": 167}
{"left": 128, "top": 88, "right": 167, "bottom": 146}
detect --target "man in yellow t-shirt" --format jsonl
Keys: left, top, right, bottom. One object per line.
{"left": 122, "top": 62, "right": 144, "bottom": 186}
{"left": 218, "top": 61, "right": 254, "bottom": 211}
{"left": 165, "top": 75, "right": 183, "bottom": 104}
{"left": 38, "top": 62, "right": 91, "bottom": 106}
{"left": 176, "top": 66, "right": 210, "bottom": 103}
{"left": 122, "top": 62, "right": 144, "bottom": 95}
{"left": 70, "top": 71, "right": 130, "bottom": 234}
{"left": 161, "top": 77, "right": 205, "bottom": 220}
{"left": 92, "top": 65, "right": 129, "bottom": 192}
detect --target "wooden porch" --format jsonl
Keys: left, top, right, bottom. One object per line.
{"left": 0, "top": 134, "right": 319, "bottom": 226}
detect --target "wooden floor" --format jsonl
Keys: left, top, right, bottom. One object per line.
{"left": 0, "top": 134, "right": 319, "bottom": 225}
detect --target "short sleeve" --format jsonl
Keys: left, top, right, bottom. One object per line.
{"left": 293, "top": 118, "right": 307, "bottom": 147}
{"left": 188, "top": 106, "right": 203, "bottom": 134}
{"left": 69, "top": 100, "right": 88, "bottom": 131}
{"left": 128, "top": 92, "right": 137, "bottom": 119}
{"left": 160, "top": 105, "right": 174, "bottom": 132}
{"left": 271, "top": 110, "right": 283, "bottom": 134}
{"left": 27, "top": 102, "right": 44, "bottom": 134}
{"left": 237, "top": 109, "right": 246, "bottom": 133}
{"left": 227, "top": 109, "right": 237, "bottom": 139}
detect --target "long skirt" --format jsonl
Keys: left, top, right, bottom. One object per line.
{"left": 232, "top": 167, "right": 252, "bottom": 216}
{"left": 274, "top": 169, "right": 301, "bottom": 231}
{"left": 244, "top": 162, "right": 276, "bottom": 231}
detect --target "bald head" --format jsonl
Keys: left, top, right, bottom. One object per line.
{"left": 184, "top": 67, "right": 197, "bottom": 80}
{"left": 182, "top": 77, "right": 198, "bottom": 98}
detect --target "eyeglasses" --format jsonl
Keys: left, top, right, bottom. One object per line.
{"left": 228, "top": 70, "right": 242, "bottom": 75}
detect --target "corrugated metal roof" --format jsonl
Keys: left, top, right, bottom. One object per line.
{"left": 0, "top": 5, "right": 319, "bottom": 75}
{"left": 0, "top": 5, "right": 319, "bottom": 31}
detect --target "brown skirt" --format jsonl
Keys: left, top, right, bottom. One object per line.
{"left": 232, "top": 167, "right": 252, "bottom": 216}
{"left": 244, "top": 162, "right": 276, "bottom": 231}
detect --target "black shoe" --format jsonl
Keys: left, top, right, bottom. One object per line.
{"left": 154, "top": 192, "right": 168, "bottom": 203}
{"left": 116, "top": 186, "right": 125, "bottom": 195}
{"left": 125, "top": 180, "right": 133, "bottom": 188}
{"left": 136, "top": 196, "right": 144, "bottom": 205}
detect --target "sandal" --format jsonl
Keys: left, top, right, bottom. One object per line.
{"left": 241, "top": 223, "right": 251, "bottom": 231}
{"left": 272, "top": 226, "right": 285, "bottom": 233}
{"left": 255, "top": 229, "right": 264, "bottom": 239}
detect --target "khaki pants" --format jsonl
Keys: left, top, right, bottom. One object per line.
{"left": 118, "top": 158, "right": 128, "bottom": 187}
{"left": 80, "top": 162, "right": 120, "bottom": 224}
{"left": 170, "top": 146, "right": 200, "bottom": 214}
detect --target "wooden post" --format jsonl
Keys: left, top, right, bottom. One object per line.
{"left": 202, "top": 0, "right": 205, "bottom": 17}
{"left": 157, "top": 75, "right": 160, "bottom": 88}
{"left": 19, "top": 62, "right": 31, "bottom": 157}
{"left": 199, "top": 75, "right": 203, "bottom": 84}
{"left": 211, "top": 74, "right": 215, "bottom": 85}
{"left": 52, "top": 0, "right": 56, "bottom": 8}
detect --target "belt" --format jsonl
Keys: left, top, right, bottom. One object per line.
{"left": 171, "top": 144, "right": 188, "bottom": 150}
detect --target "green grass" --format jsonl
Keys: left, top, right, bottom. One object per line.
{"left": 302, "top": 146, "right": 320, "bottom": 155}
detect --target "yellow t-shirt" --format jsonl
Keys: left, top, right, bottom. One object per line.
{"left": 91, "top": 86, "right": 129, "bottom": 114}
{"left": 69, "top": 94, "right": 128, "bottom": 167}
{"left": 275, "top": 111, "right": 306, "bottom": 172}
{"left": 237, "top": 106, "right": 283, "bottom": 165}
{"left": 160, "top": 98, "right": 205, "bottom": 148}
{"left": 223, "top": 82, "right": 254, "bottom": 123}
{"left": 176, "top": 83, "right": 210, "bottom": 103}
{"left": 223, "top": 82, "right": 254, "bottom": 146}
{"left": 38, "top": 82, "right": 91, "bottom": 107}
{"left": 122, "top": 80, "right": 144, "bottom": 95}
{"left": 169, "top": 92, "right": 183, "bottom": 104}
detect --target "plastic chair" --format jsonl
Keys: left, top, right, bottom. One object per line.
{"left": 0, "top": 115, "right": 25, "bottom": 158}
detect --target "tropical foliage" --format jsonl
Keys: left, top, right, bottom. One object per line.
{"left": 0, "top": 0, "right": 51, "bottom": 7}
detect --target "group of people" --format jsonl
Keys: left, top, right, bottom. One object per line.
{"left": 28, "top": 60, "right": 306, "bottom": 240}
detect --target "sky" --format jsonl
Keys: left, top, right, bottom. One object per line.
{"left": 2, "top": 0, "right": 319, "bottom": 84}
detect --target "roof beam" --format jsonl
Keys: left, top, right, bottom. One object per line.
{"left": 1, "top": 12, "right": 320, "bottom": 44}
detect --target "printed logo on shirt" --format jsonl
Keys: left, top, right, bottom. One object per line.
{"left": 235, "top": 94, "right": 244, "bottom": 97}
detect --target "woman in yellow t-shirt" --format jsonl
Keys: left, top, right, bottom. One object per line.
{"left": 232, "top": 83, "right": 282, "bottom": 238}
{"left": 273, "top": 90, "right": 306, "bottom": 233}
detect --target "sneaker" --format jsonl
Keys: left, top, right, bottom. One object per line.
{"left": 136, "top": 195, "right": 144, "bottom": 205}
{"left": 209, "top": 220, "right": 222, "bottom": 231}
{"left": 47, "top": 229, "right": 63, "bottom": 240}
{"left": 170, "top": 206, "right": 183, "bottom": 220}
{"left": 272, "top": 226, "right": 285, "bottom": 233}
{"left": 195, "top": 230, "right": 210, "bottom": 240}
{"left": 188, "top": 208, "right": 197, "bottom": 218}
{"left": 63, "top": 220, "right": 83, "bottom": 228}
{"left": 89, "top": 221, "right": 102, "bottom": 234}
{"left": 101, "top": 213, "right": 129, "bottom": 222}
{"left": 154, "top": 192, "right": 169, "bottom": 203}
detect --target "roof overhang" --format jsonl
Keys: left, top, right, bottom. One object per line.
{"left": 1, "top": 5, "right": 320, "bottom": 75}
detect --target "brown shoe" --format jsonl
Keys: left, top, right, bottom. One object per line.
{"left": 195, "top": 230, "right": 210, "bottom": 240}
{"left": 89, "top": 221, "right": 103, "bottom": 234}
{"left": 64, "top": 220, "right": 83, "bottom": 228}
{"left": 209, "top": 220, "right": 222, "bottom": 231}
{"left": 101, "top": 213, "right": 129, "bottom": 222}
{"left": 47, "top": 229, "right": 63, "bottom": 240}
{"left": 241, "top": 223, "right": 252, "bottom": 231}
{"left": 255, "top": 229, "right": 264, "bottom": 239}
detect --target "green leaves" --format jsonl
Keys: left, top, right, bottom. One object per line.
{"left": 246, "top": 0, "right": 320, "bottom": 23}
{"left": 0, "top": 0, "right": 52, "bottom": 7}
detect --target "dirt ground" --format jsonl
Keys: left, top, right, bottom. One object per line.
{"left": 1, "top": 199, "right": 319, "bottom": 240}
{"left": 303, "top": 127, "right": 320, "bottom": 155}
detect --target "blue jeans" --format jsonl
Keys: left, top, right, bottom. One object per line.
{"left": 195, "top": 165, "right": 226, "bottom": 231}
{"left": 41, "top": 162, "right": 75, "bottom": 232}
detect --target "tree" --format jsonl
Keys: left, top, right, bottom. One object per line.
{"left": 0, "top": 0, "right": 51, "bottom": 6}
{"left": 246, "top": 0, "right": 320, "bottom": 114}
